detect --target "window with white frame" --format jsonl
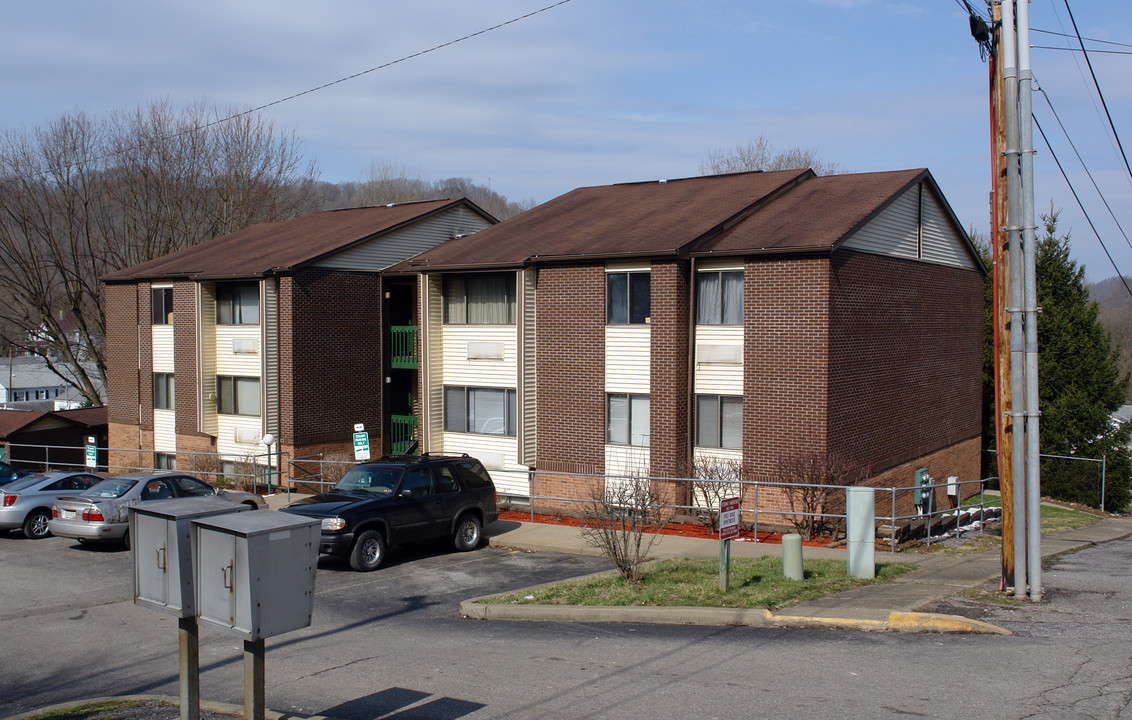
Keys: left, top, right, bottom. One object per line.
{"left": 154, "top": 372, "right": 175, "bottom": 410}
{"left": 696, "top": 270, "right": 743, "bottom": 325}
{"left": 607, "top": 393, "right": 650, "bottom": 446}
{"left": 154, "top": 452, "right": 177, "bottom": 470}
{"left": 216, "top": 282, "right": 259, "bottom": 325}
{"left": 442, "top": 274, "right": 515, "bottom": 324}
{"left": 444, "top": 386, "right": 517, "bottom": 436}
{"left": 216, "top": 375, "right": 260, "bottom": 416}
{"left": 152, "top": 287, "right": 173, "bottom": 325}
{"left": 696, "top": 395, "right": 743, "bottom": 450}
{"left": 606, "top": 271, "right": 650, "bottom": 325}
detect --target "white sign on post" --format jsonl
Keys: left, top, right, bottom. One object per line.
{"left": 719, "top": 497, "right": 740, "bottom": 540}
{"left": 353, "top": 430, "right": 370, "bottom": 461}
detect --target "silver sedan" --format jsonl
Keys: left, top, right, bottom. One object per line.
{"left": 0, "top": 471, "right": 106, "bottom": 539}
{"left": 49, "top": 471, "right": 266, "bottom": 548}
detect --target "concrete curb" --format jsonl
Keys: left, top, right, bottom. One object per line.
{"left": 0, "top": 694, "right": 332, "bottom": 720}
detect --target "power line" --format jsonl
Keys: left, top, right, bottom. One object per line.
{"left": 1032, "top": 45, "right": 1132, "bottom": 55}
{"left": 1031, "top": 27, "right": 1132, "bottom": 50}
{"left": 1034, "top": 114, "right": 1132, "bottom": 299}
{"left": 1062, "top": 0, "right": 1132, "bottom": 185}
{"left": 1034, "top": 80, "right": 1132, "bottom": 253}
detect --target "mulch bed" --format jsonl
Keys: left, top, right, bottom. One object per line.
{"left": 497, "top": 510, "right": 835, "bottom": 547}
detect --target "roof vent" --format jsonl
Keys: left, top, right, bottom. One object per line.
{"left": 659, "top": 179, "right": 668, "bottom": 184}
{"left": 386, "top": 203, "right": 396, "bottom": 208}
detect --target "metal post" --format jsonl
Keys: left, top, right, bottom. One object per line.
{"left": 1099, "top": 454, "right": 1106, "bottom": 513}
{"left": 529, "top": 468, "right": 535, "bottom": 522}
{"left": 891, "top": 487, "right": 896, "bottom": 555}
{"left": 178, "top": 617, "right": 201, "bottom": 720}
{"left": 244, "top": 638, "right": 265, "bottom": 720}
{"left": 753, "top": 483, "right": 759, "bottom": 542}
{"left": 1016, "top": 0, "right": 1042, "bottom": 602}
{"left": 719, "top": 538, "right": 731, "bottom": 593}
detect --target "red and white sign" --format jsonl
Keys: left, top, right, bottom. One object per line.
{"left": 719, "top": 497, "right": 740, "bottom": 540}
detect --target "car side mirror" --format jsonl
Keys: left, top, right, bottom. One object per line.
{"left": 398, "top": 489, "right": 413, "bottom": 500}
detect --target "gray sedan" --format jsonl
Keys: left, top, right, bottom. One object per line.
{"left": 0, "top": 471, "right": 105, "bottom": 539}
{"left": 49, "top": 471, "right": 266, "bottom": 548}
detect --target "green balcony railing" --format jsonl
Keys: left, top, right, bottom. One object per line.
{"left": 391, "top": 414, "right": 419, "bottom": 455}
{"left": 391, "top": 325, "right": 418, "bottom": 369}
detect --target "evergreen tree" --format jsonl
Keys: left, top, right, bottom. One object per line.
{"left": 1034, "top": 209, "right": 1130, "bottom": 510}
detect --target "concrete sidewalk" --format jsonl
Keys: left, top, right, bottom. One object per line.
{"left": 472, "top": 514, "right": 1132, "bottom": 633}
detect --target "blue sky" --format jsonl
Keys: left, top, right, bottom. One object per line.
{"left": 3, "top": 1, "right": 1130, "bottom": 281}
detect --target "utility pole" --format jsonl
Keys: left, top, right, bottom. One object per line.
{"left": 990, "top": 0, "right": 1016, "bottom": 590}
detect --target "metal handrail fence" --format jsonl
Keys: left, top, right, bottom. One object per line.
{"left": 3, "top": 442, "right": 290, "bottom": 494}
{"left": 526, "top": 470, "right": 998, "bottom": 554}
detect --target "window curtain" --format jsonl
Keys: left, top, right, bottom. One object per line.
{"left": 696, "top": 272, "right": 720, "bottom": 324}
{"left": 607, "top": 394, "right": 628, "bottom": 444}
{"left": 443, "top": 277, "right": 467, "bottom": 324}
{"left": 468, "top": 275, "right": 510, "bottom": 324}
{"left": 469, "top": 387, "right": 506, "bottom": 434}
{"left": 606, "top": 274, "right": 628, "bottom": 324}
{"left": 630, "top": 395, "right": 650, "bottom": 446}
{"left": 696, "top": 395, "right": 719, "bottom": 447}
{"left": 721, "top": 271, "right": 743, "bottom": 325}
{"left": 720, "top": 396, "right": 743, "bottom": 449}
{"left": 444, "top": 387, "right": 466, "bottom": 431}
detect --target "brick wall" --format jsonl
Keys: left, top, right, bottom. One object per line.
{"left": 172, "top": 281, "right": 198, "bottom": 436}
{"left": 535, "top": 264, "right": 606, "bottom": 470}
{"left": 285, "top": 268, "right": 384, "bottom": 447}
{"left": 650, "top": 259, "right": 691, "bottom": 478}
{"left": 104, "top": 283, "right": 141, "bottom": 426}
{"left": 828, "top": 250, "right": 984, "bottom": 476}
{"left": 743, "top": 255, "right": 831, "bottom": 475}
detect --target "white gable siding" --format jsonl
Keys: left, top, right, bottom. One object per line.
{"left": 605, "top": 326, "right": 650, "bottom": 394}
{"left": 843, "top": 182, "right": 975, "bottom": 269}
{"left": 920, "top": 189, "right": 976, "bottom": 268}
{"left": 314, "top": 206, "right": 492, "bottom": 271}
{"left": 843, "top": 187, "right": 920, "bottom": 259}
{"left": 694, "top": 325, "right": 743, "bottom": 395}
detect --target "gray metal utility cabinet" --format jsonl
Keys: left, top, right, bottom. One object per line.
{"left": 191, "top": 511, "right": 319, "bottom": 641}
{"left": 132, "top": 497, "right": 252, "bottom": 617}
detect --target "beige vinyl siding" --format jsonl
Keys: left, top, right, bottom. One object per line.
{"left": 689, "top": 447, "right": 744, "bottom": 510}
{"left": 198, "top": 284, "right": 218, "bottom": 437}
{"left": 422, "top": 274, "right": 445, "bottom": 453}
{"left": 439, "top": 325, "right": 518, "bottom": 387}
{"left": 605, "top": 326, "right": 650, "bottom": 393}
{"left": 263, "top": 278, "right": 279, "bottom": 437}
{"left": 604, "top": 445, "right": 651, "bottom": 487}
{"left": 920, "top": 188, "right": 976, "bottom": 269}
{"left": 215, "top": 325, "right": 262, "bottom": 376}
{"left": 153, "top": 409, "right": 176, "bottom": 452}
{"left": 519, "top": 267, "right": 537, "bottom": 467}
{"left": 151, "top": 325, "right": 174, "bottom": 373}
{"left": 694, "top": 325, "right": 743, "bottom": 395}
{"left": 216, "top": 415, "right": 264, "bottom": 459}
{"left": 314, "top": 206, "right": 492, "bottom": 271}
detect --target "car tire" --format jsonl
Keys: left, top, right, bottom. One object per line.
{"left": 349, "top": 530, "right": 385, "bottom": 572}
{"left": 452, "top": 514, "right": 482, "bottom": 552}
{"left": 123, "top": 530, "right": 130, "bottom": 551}
{"left": 23, "top": 509, "right": 52, "bottom": 540}
{"left": 243, "top": 501, "right": 259, "bottom": 510}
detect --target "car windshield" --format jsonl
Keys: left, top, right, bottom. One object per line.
{"left": 3, "top": 475, "right": 47, "bottom": 491}
{"left": 81, "top": 479, "right": 137, "bottom": 499}
{"left": 333, "top": 466, "right": 403, "bottom": 495}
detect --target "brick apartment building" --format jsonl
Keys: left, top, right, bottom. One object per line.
{"left": 102, "top": 200, "right": 495, "bottom": 475}
{"left": 391, "top": 168, "right": 986, "bottom": 510}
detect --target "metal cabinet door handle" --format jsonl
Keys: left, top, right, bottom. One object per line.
{"left": 222, "top": 561, "right": 234, "bottom": 591}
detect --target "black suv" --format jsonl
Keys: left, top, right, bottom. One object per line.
{"left": 282, "top": 454, "right": 498, "bottom": 571}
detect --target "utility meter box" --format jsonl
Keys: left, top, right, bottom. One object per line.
{"left": 131, "top": 497, "right": 252, "bottom": 617}
{"left": 191, "top": 510, "right": 319, "bottom": 641}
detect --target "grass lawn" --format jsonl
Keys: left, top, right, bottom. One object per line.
{"left": 485, "top": 556, "right": 916, "bottom": 611}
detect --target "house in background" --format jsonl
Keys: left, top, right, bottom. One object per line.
{"left": 0, "top": 356, "right": 96, "bottom": 410}
{"left": 392, "top": 168, "right": 986, "bottom": 509}
{"left": 102, "top": 199, "right": 495, "bottom": 475}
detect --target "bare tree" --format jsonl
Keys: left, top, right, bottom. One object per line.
{"left": 777, "top": 450, "right": 859, "bottom": 540}
{"left": 700, "top": 134, "right": 844, "bottom": 177}
{"left": 0, "top": 100, "right": 317, "bottom": 405}
{"left": 579, "top": 475, "right": 672, "bottom": 582}
{"left": 685, "top": 454, "right": 747, "bottom": 532}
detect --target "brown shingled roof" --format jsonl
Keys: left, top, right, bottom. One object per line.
{"left": 104, "top": 199, "right": 493, "bottom": 282}
{"left": 700, "top": 168, "right": 928, "bottom": 254}
{"left": 400, "top": 169, "right": 814, "bottom": 270}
